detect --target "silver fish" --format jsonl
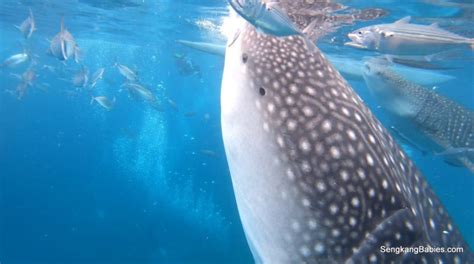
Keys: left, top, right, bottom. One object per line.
{"left": 228, "top": 0, "right": 303, "bottom": 37}
{"left": 114, "top": 63, "right": 138, "bottom": 82}
{"left": 122, "top": 83, "right": 156, "bottom": 102}
{"left": 221, "top": 10, "right": 473, "bottom": 263}
{"left": 346, "top": 16, "right": 474, "bottom": 55}
{"left": 15, "top": 8, "right": 35, "bottom": 39}
{"left": 1, "top": 53, "right": 30, "bottom": 68}
{"left": 15, "top": 68, "right": 36, "bottom": 100}
{"left": 363, "top": 58, "right": 474, "bottom": 172}
{"left": 73, "top": 66, "right": 89, "bottom": 88}
{"left": 49, "top": 17, "right": 80, "bottom": 62}
{"left": 167, "top": 98, "right": 179, "bottom": 112}
{"left": 89, "top": 68, "right": 105, "bottom": 88}
{"left": 91, "top": 96, "right": 115, "bottom": 111}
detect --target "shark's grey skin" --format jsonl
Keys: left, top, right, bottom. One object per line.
{"left": 221, "top": 13, "right": 473, "bottom": 263}
{"left": 363, "top": 59, "right": 474, "bottom": 173}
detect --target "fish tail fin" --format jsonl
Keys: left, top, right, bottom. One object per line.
{"left": 302, "top": 36, "right": 317, "bottom": 54}
{"left": 302, "top": 18, "right": 318, "bottom": 36}
{"left": 28, "top": 8, "right": 34, "bottom": 19}
{"left": 60, "top": 16, "right": 65, "bottom": 32}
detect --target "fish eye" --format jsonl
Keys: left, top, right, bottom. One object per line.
{"left": 358, "top": 31, "right": 362, "bottom": 35}
{"left": 259, "top": 87, "right": 266, "bottom": 96}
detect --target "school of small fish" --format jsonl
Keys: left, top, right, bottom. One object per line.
{"left": 1, "top": 9, "right": 197, "bottom": 114}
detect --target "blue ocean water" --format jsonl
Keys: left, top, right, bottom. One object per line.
{"left": 0, "top": 0, "right": 472, "bottom": 263}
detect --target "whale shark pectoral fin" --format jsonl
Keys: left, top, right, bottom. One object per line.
{"left": 436, "top": 147, "right": 474, "bottom": 158}
{"left": 390, "top": 126, "right": 430, "bottom": 155}
{"left": 347, "top": 208, "right": 421, "bottom": 263}
{"left": 436, "top": 148, "right": 474, "bottom": 172}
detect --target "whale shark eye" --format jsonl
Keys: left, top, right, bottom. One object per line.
{"left": 259, "top": 87, "right": 266, "bottom": 96}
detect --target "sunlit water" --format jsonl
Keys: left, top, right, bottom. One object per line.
{"left": 0, "top": 0, "right": 472, "bottom": 263}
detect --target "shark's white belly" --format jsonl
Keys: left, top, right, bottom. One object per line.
{"left": 221, "top": 30, "right": 302, "bottom": 263}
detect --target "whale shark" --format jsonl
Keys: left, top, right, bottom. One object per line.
{"left": 363, "top": 58, "right": 474, "bottom": 173}
{"left": 220, "top": 8, "right": 473, "bottom": 264}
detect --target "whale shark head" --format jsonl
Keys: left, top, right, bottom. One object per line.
{"left": 220, "top": 9, "right": 473, "bottom": 264}
{"left": 363, "top": 58, "right": 422, "bottom": 118}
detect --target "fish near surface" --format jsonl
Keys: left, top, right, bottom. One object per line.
{"left": 89, "top": 68, "right": 105, "bottom": 88}
{"left": 221, "top": 11, "right": 473, "bottom": 264}
{"left": 346, "top": 16, "right": 474, "bottom": 56}
{"left": 228, "top": 0, "right": 304, "bottom": 37}
{"left": 14, "top": 68, "right": 36, "bottom": 100}
{"left": 91, "top": 96, "right": 115, "bottom": 111}
{"left": 115, "top": 63, "right": 138, "bottom": 82}
{"left": 1, "top": 53, "right": 30, "bottom": 68}
{"left": 363, "top": 58, "right": 474, "bottom": 173}
{"left": 49, "top": 17, "right": 80, "bottom": 62}
{"left": 15, "top": 8, "right": 35, "bottom": 39}
{"left": 73, "top": 66, "right": 89, "bottom": 88}
{"left": 122, "top": 83, "right": 156, "bottom": 103}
